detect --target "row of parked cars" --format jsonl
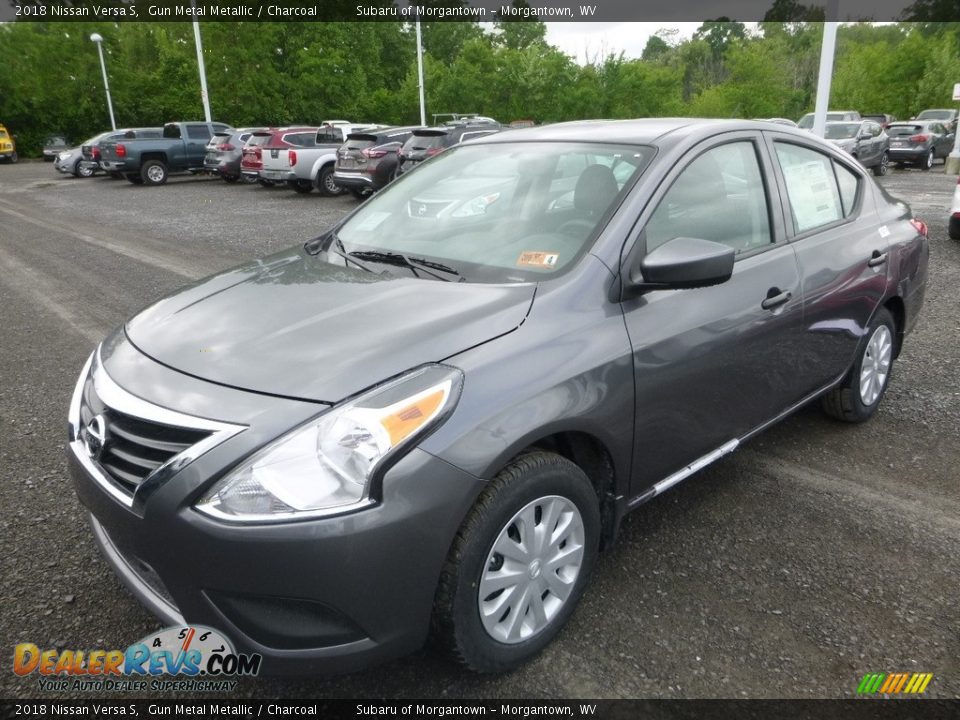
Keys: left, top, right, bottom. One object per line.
{"left": 786, "top": 108, "right": 959, "bottom": 175}
{"left": 53, "top": 116, "right": 504, "bottom": 199}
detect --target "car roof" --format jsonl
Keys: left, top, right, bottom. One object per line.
{"left": 469, "top": 118, "right": 817, "bottom": 147}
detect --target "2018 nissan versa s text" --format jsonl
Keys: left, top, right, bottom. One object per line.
{"left": 68, "top": 119, "right": 928, "bottom": 674}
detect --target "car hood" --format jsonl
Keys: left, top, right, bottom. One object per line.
{"left": 125, "top": 248, "right": 535, "bottom": 403}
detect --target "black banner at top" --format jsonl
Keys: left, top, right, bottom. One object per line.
{"left": 3, "top": 0, "right": 960, "bottom": 23}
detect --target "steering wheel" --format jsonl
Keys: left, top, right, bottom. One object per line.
{"left": 556, "top": 218, "right": 595, "bottom": 238}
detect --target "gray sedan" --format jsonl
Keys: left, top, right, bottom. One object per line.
{"left": 53, "top": 145, "right": 95, "bottom": 178}
{"left": 824, "top": 120, "right": 889, "bottom": 175}
{"left": 68, "top": 119, "right": 928, "bottom": 675}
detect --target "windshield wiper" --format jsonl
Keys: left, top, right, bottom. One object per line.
{"left": 349, "top": 251, "right": 465, "bottom": 282}
{"left": 320, "top": 234, "right": 386, "bottom": 276}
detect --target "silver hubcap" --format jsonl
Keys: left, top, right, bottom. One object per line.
{"left": 859, "top": 325, "right": 892, "bottom": 406}
{"left": 324, "top": 175, "right": 339, "bottom": 193}
{"left": 147, "top": 165, "right": 164, "bottom": 182}
{"left": 478, "top": 495, "right": 585, "bottom": 644}
{"left": 927, "top": 152, "right": 933, "bottom": 168}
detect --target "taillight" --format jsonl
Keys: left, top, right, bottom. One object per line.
{"left": 425, "top": 147, "right": 444, "bottom": 158}
{"left": 217, "top": 143, "right": 234, "bottom": 152}
{"left": 910, "top": 218, "right": 928, "bottom": 237}
{"left": 255, "top": 148, "right": 262, "bottom": 159}
{"left": 92, "top": 147, "right": 100, "bottom": 159}
{"left": 362, "top": 147, "right": 388, "bottom": 159}
{"left": 909, "top": 134, "right": 929, "bottom": 143}
{"left": 115, "top": 144, "right": 126, "bottom": 158}
{"left": 288, "top": 150, "right": 297, "bottom": 167}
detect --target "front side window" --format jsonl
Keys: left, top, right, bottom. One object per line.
{"left": 336, "top": 142, "right": 654, "bottom": 283}
{"left": 775, "top": 143, "right": 844, "bottom": 233}
{"left": 645, "top": 141, "right": 772, "bottom": 255}
{"left": 834, "top": 162, "right": 860, "bottom": 217}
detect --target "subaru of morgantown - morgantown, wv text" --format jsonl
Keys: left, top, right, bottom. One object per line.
{"left": 68, "top": 119, "right": 928, "bottom": 674}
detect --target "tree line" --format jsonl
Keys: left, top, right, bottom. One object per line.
{"left": 1, "top": 18, "right": 958, "bottom": 155}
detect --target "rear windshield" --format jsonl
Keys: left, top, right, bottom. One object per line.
{"left": 887, "top": 125, "right": 923, "bottom": 136}
{"left": 346, "top": 135, "right": 377, "bottom": 149}
{"left": 45, "top": 136, "right": 67, "bottom": 145}
{"left": 917, "top": 110, "right": 953, "bottom": 120}
{"left": 248, "top": 134, "right": 273, "bottom": 147}
{"left": 824, "top": 123, "right": 860, "bottom": 139}
{"left": 405, "top": 133, "right": 448, "bottom": 151}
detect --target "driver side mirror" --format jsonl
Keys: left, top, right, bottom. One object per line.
{"left": 858, "top": 132, "right": 871, "bottom": 141}
{"left": 618, "top": 236, "right": 735, "bottom": 300}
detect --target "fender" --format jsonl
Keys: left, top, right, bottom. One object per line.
{"left": 310, "top": 151, "right": 338, "bottom": 182}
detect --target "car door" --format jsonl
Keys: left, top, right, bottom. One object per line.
{"left": 864, "top": 122, "right": 883, "bottom": 166}
{"left": 183, "top": 124, "right": 213, "bottom": 167}
{"left": 619, "top": 133, "right": 806, "bottom": 492}
{"left": 765, "top": 134, "right": 889, "bottom": 389}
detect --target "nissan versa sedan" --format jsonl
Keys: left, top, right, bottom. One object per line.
{"left": 68, "top": 119, "right": 928, "bottom": 675}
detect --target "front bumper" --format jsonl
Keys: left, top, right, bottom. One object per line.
{"left": 68, "top": 346, "right": 483, "bottom": 674}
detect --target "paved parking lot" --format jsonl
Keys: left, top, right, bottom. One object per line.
{"left": 0, "top": 161, "right": 957, "bottom": 699}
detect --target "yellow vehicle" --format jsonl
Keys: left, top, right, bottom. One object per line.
{"left": 0, "top": 124, "right": 18, "bottom": 163}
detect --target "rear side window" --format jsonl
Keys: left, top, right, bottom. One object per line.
{"left": 406, "top": 134, "right": 447, "bottom": 151}
{"left": 186, "top": 124, "right": 211, "bottom": 140}
{"left": 282, "top": 132, "right": 315, "bottom": 146}
{"left": 774, "top": 143, "right": 844, "bottom": 233}
{"left": 317, "top": 128, "right": 344, "bottom": 144}
{"left": 834, "top": 163, "right": 860, "bottom": 217}
{"left": 248, "top": 134, "right": 272, "bottom": 147}
{"left": 646, "top": 141, "right": 772, "bottom": 255}
{"left": 163, "top": 125, "right": 181, "bottom": 139}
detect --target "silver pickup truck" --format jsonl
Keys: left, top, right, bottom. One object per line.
{"left": 259, "top": 122, "right": 382, "bottom": 196}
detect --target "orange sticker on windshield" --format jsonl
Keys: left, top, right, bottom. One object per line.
{"left": 517, "top": 251, "right": 560, "bottom": 268}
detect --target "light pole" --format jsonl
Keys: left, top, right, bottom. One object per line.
{"left": 190, "top": 0, "right": 212, "bottom": 122}
{"left": 415, "top": 19, "right": 426, "bottom": 126}
{"left": 90, "top": 33, "right": 116, "bottom": 131}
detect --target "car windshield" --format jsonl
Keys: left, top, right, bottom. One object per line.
{"left": 824, "top": 123, "right": 861, "bottom": 139}
{"left": 917, "top": 110, "right": 952, "bottom": 120}
{"left": 0, "top": 131, "right": 7, "bottom": 139}
{"left": 334, "top": 142, "right": 654, "bottom": 284}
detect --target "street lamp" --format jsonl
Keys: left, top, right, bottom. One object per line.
{"left": 90, "top": 33, "right": 117, "bottom": 131}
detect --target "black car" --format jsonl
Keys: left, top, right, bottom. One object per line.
{"left": 397, "top": 124, "right": 502, "bottom": 177}
{"left": 332, "top": 126, "right": 421, "bottom": 198}
{"left": 69, "top": 119, "right": 927, "bottom": 675}
{"left": 42, "top": 134, "right": 70, "bottom": 161}
{"left": 886, "top": 120, "right": 955, "bottom": 169}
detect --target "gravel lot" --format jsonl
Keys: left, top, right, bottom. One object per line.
{"left": 0, "top": 161, "right": 957, "bottom": 700}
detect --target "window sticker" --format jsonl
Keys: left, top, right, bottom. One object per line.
{"left": 780, "top": 158, "right": 842, "bottom": 232}
{"left": 517, "top": 251, "right": 560, "bottom": 268}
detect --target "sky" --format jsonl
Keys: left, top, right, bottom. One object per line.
{"left": 544, "top": 22, "right": 707, "bottom": 63}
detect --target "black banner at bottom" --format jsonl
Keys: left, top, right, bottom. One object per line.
{"left": 2, "top": 699, "right": 960, "bottom": 720}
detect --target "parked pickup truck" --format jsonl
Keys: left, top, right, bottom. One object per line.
{"left": 100, "top": 121, "right": 232, "bottom": 185}
{"left": 259, "top": 123, "right": 381, "bottom": 196}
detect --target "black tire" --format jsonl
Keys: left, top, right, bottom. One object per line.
{"left": 141, "top": 159, "right": 168, "bottom": 185}
{"left": 949, "top": 216, "right": 960, "bottom": 241}
{"left": 349, "top": 188, "right": 372, "bottom": 201}
{"left": 222, "top": 174, "right": 239, "bottom": 184}
{"left": 10, "top": 152, "right": 17, "bottom": 164}
{"left": 872, "top": 151, "right": 888, "bottom": 177}
{"left": 433, "top": 451, "right": 600, "bottom": 673}
{"left": 257, "top": 178, "right": 275, "bottom": 188}
{"left": 317, "top": 165, "right": 341, "bottom": 196}
{"left": 920, "top": 150, "right": 934, "bottom": 171}
{"left": 125, "top": 173, "right": 144, "bottom": 185}
{"left": 292, "top": 179, "right": 314, "bottom": 194}
{"left": 821, "top": 307, "right": 896, "bottom": 423}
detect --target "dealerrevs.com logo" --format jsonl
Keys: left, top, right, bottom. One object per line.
{"left": 13, "top": 625, "right": 261, "bottom": 692}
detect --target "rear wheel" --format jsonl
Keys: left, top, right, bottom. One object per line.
{"left": 872, "top": 151, "right": 888, "bottom": 176}
{"left": 821, "top": 307, "right": 895, "bottom": 423}
{"left": 433, "top": 451, "right": 600, "bottom": 673}
{"left": 74, "top": 160, "right": 94, "bottom": 178}
{"left": 141, "top": 159, "right": 168, "bottom": 185}
{"left": 10, "top": 152, "right": 17, "bottom": 164}
{"left": 222, "top": 174, "right": 239, "bottom": 184}
{"left": 317, "top": 166, "right": 341, "bottom": 196}
{"left": 292, "top": 179, "right": 314, "bottom": 194}
{"left": 921, "top": 150, "right": 934, "bottom": 170}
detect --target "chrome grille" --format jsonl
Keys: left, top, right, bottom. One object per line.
{"left": 78, "top": 374, "right": 211, "bottom": 495}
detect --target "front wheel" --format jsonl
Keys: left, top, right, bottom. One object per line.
{"left": 10, "top": 152, "right": 17, "bottom": 164}
{"left": 872, "top": 151, "right": 888, "bottom": 176}
{"left": 821, "top": 307, "right": 896, "bottom": 423}
{"left": 921, "top": 150, "right": 934, "bottom": 170}
{"left": 141, "top": 159, "right": 168, "bottom": 185}
{"left": 433, "top": 451, "right": 600, "bottom": 673}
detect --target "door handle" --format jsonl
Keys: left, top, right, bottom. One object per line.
{"left": 761, "top": 289, "right": 792, "bottom": 310}
{"left": 868, "top": 250, "right": 888, "bottom": 267}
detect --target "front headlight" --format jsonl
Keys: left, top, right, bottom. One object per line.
{"left": 451, "top": 192, "right": 501, "bottom": 218}
{"left": 195, "top": 364, "right": 463, "bottom": 523}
